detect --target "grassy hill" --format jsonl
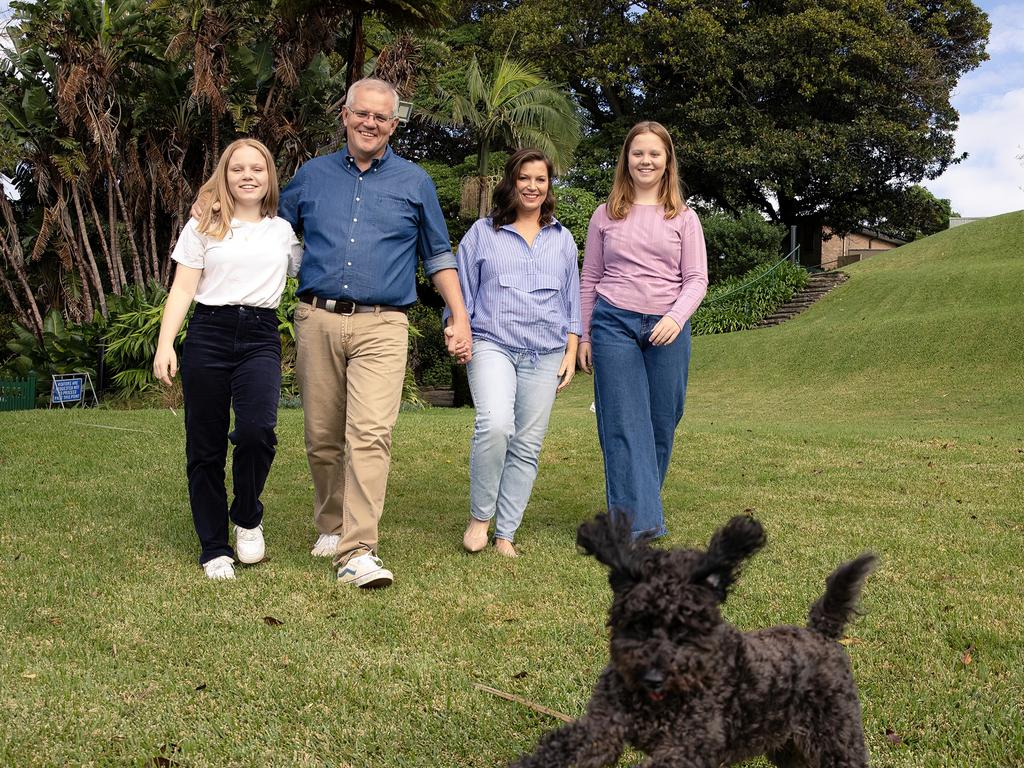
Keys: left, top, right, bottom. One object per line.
{"left": 0, "top": 214, "right": 1021, "bottom": 767}
{"left": 686, "top": 211, "right": 1024, "bottom": 430}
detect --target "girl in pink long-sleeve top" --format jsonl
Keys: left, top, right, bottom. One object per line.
{"left": 577, "top": 121, "right": 708, "bottom": 538}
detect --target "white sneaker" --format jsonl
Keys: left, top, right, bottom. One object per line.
{"left": 203, "top": 555, "right": 236, "bottom": 580}
{"left": 336, "top": 552, "right": 394, "bottom": 588}
{"left": 234, "top": 524, "right": 265, "bottom": 564}
{"left": 311, "top": 533, "right": 340, "bottom": 557}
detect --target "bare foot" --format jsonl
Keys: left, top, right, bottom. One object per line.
{"left": 463, "top": 518, "right": 489, "bottom": 553}
{"left": 494, "top": 538, "right": 518, "bottom": 558}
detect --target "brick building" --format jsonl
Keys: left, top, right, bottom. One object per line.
{"left": 818, "top": 227, "right": 905, "bottom": 270}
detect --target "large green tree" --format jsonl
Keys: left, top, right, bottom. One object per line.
{"left": 486, "top": 0, "right": 990, "bottom": 245}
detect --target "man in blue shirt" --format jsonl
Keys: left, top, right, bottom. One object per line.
{"left": 279, "top": 78, "right": 471, "bottom": 588}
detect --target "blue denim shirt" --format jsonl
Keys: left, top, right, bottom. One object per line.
{"left": 278, "top": 146, "right": 456, "bottom": 306}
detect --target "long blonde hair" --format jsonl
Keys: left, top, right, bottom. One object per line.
{"left": 607, "top": 121, "right": 686, "bottom": 220}
{"left": 197, "top": 138, "right": 280, "bottom": 240}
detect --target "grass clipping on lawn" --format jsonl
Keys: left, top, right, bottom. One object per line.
{"left": 1, "top": 213, "right": 1022, "bottom": 766}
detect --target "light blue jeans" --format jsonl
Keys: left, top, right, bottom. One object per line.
{"left": 466, "top": 339, "right": 563, "bottom": 542}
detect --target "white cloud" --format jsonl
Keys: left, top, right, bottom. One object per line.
{"left": 926, "top": 88, "right": 1024, "bottom": 217}
{"left": 924, "top": 4, "right": 1024, "bottom": 217}
{"left": 986, "top": 4, "right": 1024, "bottom": 56}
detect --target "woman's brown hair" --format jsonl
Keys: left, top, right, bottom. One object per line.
{"left": 489, "top": 148, "right": 556, "bottom": 229}
{"left": 197, "top": 138, "right": 280, "bottom": 240}
{"left": 607, "top": 121, "right": 686, "bottom": 220}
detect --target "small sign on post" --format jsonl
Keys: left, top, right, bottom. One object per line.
{"left": 50, "top": 373, "right": 99, "bottom": 409}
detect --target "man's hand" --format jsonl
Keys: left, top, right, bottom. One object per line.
{"left": 189, "top": 191, "right": 218, "bottom": 221}
{"left": 444, "top": 317, "right": 472, "bottom": 364}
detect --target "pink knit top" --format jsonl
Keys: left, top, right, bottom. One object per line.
{"left": 580, "top": 203, "right": 709, "bottom": 342}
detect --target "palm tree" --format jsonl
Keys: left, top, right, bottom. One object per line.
{"left": 426, "top": 52, "right": 583, "bottom": 217}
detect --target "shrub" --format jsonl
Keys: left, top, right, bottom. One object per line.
{"left": 408, "top": 302, "right": 451, "bottom": 389}
{"left": 555, "top": 184, "right": 598, "bottom": 255}
{"left": 691, "top": 260, "right": 809, "bottom": 336}
{"left": 1, "top": 310, "right": 102, "bottom": 404}
{"left": 102, "top": 283, "right": 178, "bottom": 398}
{"left": 701, "top": 209, "right": 787, "bottom": 284}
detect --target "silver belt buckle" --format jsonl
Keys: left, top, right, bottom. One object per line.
{"left": 324, "top": 299, "right": 336, "bottom": 312}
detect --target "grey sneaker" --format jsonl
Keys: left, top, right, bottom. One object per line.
{"left": 234, "top": 524, "right": 265, "bottom": 564}
{"left": 336, "top": 552, "right": 394, "bottom": 588}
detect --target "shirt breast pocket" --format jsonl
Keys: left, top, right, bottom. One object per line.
{"left": 374, "top": 191, "right": 417, "bottom": 227}
{"left": 498, "top": 273, "right": 564, "bottom": 325}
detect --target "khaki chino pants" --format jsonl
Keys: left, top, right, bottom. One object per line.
{"left": 294, "top": 302, "right": 409, "bottom": 564}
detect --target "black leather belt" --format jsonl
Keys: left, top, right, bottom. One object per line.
{"left": 299, "top": 295, "right": 406, "bottom": 315}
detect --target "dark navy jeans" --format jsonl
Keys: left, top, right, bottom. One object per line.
{"left": 181, "top": 304, "right": 281, "bottom": 564}
{"left": 591, "top": 297, "right": 692, "bottom": 539}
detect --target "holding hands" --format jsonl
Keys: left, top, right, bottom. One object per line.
{"left": 444, "top": 317, "right": 472, "bottom": 364}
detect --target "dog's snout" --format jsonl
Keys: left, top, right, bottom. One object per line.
{"left": 641, "top": 668, "right": 666, "bottom": 690}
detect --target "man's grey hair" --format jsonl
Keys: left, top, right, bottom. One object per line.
{"left": 345, "top": 78, "right": 399, "bottom": 116}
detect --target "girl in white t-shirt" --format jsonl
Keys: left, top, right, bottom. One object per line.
{"left": 153, "top": 138, "right": 301, "bottom": 580}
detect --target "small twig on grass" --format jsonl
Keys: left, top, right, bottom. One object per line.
{"left": 472, "top": 683, "right": 574, "bottom": 723}
{"left": 168, "top": 407, "right": 177, "bottom": 417}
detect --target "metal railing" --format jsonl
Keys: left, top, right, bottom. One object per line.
{"left": 701, "top": 244, "right": 801, "bottom": 306}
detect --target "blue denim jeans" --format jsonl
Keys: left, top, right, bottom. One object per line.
{"left": 466, "top": 339, "right": 563, "bottom": 542}
{"left": 591, "top": 297, "right": 691, "bottom": 538}
{"left": 181, "top": 304, "right": 281, "bottom": 564}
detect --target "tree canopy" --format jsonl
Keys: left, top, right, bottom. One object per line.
{"left": 484, "top": 0, "right": 990, "bottom": 235}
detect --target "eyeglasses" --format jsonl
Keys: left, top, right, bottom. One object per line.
{"left": 345, "top": 108, "right": 396, "bottom": 125}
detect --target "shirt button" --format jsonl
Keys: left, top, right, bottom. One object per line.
{"left": 347, "top": 262, "right": 352, "bottom": 266}
{"left": 350, "top": 238, "right": 355, "bottom": 243}
{"left": 356, "top": 197, "right": 360, "bottom": 202}
{"left": 353, "top": 218, "right": 357, "bottom": 222}
{"left": 343, "top": 284, "right": 348, "bottom": 289}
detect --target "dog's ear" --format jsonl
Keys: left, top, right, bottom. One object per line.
{"left": 576, "top": 512, "right": 643, "bottom": 592}
{"left": 691, "top": 515, "right": 765, "bottom": 601}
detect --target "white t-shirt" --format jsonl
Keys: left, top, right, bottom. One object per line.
{"left": 171, "top": 216, "right": 302, "bottom": 309}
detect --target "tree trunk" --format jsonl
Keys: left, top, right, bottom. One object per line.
{"left": 87, "top": 188, "right": 123, "bottom": 294}
{"left": 71, "top": 182, "right": 108, "bottom": 317}
{"left": 345, "top": 9, "right": 365, "bottom": 93}
{"left": 0, "top": 195, "right": 44, "bottom": 339}
{"left": 104, "top": 156, "right": 145, "bottom": 286}
{"left": 106, "top": 183, "right": 128, "bottom": 289}
{"left": 149, "top": 178, "right": 160, "bottom": 283}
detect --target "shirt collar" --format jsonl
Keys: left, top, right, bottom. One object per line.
{"left": 341, "top": 144, "right": 393, "bottom": 174}
{"left": 496, "top": 216, "right": 563, "bottom": 233}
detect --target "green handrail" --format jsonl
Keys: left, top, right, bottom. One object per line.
{"left": 701, "top": 245, "right": 801, "bottom": 306}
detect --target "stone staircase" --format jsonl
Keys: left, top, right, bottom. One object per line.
{"left": 757, "top": 271, "right": 848, "bottom": 328}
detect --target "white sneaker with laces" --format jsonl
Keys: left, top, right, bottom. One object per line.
{"left": 336, "top": 552, "right": 394, "bottom": 588}
{"left": 234, "top": 524, "right": 265, "bottom": 564}
{"left": 203, "top": 555, "right": 236, "bottom": 580}
{"left": 311, "top": 533, "right": 340, "bottom": 557}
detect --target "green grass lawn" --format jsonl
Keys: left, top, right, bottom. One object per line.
{"left": 2, "top": 213, "right": 1022, "bottom": 766}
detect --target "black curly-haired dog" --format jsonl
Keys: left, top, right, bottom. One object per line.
{"left": 511, "top": 513, "right": 877, "bottom": 768}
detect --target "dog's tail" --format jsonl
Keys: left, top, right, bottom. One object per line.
{"left": 807, "top": 553, "right": 877, "bottom": 641}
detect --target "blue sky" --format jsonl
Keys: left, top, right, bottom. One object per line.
{"left": 1, "top": 1, "right": 1020, "bottom": 216}
{"left": 924, "top": 2, "right": 1024, "bottom": 217}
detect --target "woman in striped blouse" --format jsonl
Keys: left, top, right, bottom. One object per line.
{"left": 577, "top": 122, "right": 708, "bottom": 539}
{"left": 454, "top": 148, "right": 582, "bottom": 557}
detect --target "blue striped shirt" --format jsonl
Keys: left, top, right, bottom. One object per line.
{"left": 452, "top": 217, "right": 582, "bottom": 354}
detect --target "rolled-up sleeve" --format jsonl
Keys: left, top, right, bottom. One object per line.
{"left": 417, "top": 175, "right": 456, "bottom": 275}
